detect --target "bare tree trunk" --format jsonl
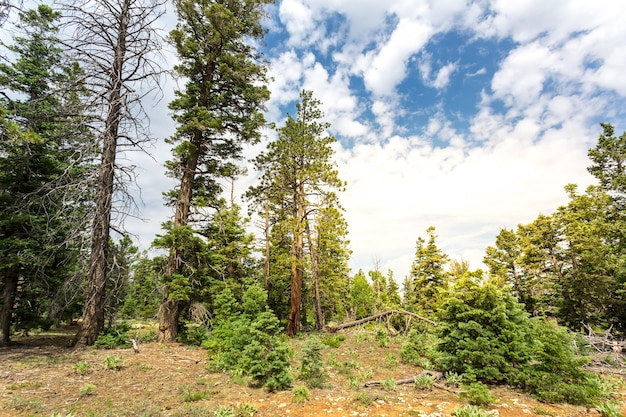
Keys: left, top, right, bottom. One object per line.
{"left": 0, "top": 273, "right": 18, "bottom": 345}
{"left": 326, "top": 309, "right": 436, "bottom": 332}
{"left": 72, "top": 0, "right": 128, "bottom": 346}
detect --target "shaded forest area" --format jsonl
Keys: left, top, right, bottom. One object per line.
{"left": 1, "top": 0, "right": 625, "bottom": 415}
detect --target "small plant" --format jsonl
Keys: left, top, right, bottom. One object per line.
{"left": 533, "top": 406, "right": 557, "bottom": 416}
{"left": 298, "top": 337, "right": 327, "bottom": 388}
{"left": 381, "top": 377, "right": 397, "bottom": 391}
{"left": 459, "top": 382, "right": 496, "bottom": 406}
{"left": 601, "top": 354, "right": 617, "bottom": 366}
{"left": 353, "top": 391, "right": 372, "bottom": 406}
{"left": 384, "top": 353, "right": 399, "bottom": 368}
{"left": 93, "top": 322, "right": 131, "bottom": 349}
{"left": 320, "top": 334, "right": 345, "bottom": 348}
{"left": 595, "top": 400, "right": 622, "bottom": 417}
{"left": 180, "top": 386, "right": 211, "bottom": 402}
{"left": 172, "top": 404, "right": 210, "bottom": 417}
{"left": 355, "top": 332, "right": 369, "bottom": 343}
{"left": 291, "top": 385, "right": 310, "bottom": 403}
{"left": 103, "top": 354, "right": 124, "bottom": 370}
{"left": 375, "top": 328, "right": 390, "bottom": 347}
{"left": 361, "top": 369, "right": 374, "bottom": 380}
{"left": 445, "top": 372, "right": 463, "bottom": 387}
{"left": 79, "top": 384, "right": 97, "bottom": 396}
{"left": 414, "top": 374, "right": 434, "bottom": 390}
{"left": 235, "top": 402, "right": 258, "bottom": 417}
{"left": 348, "top": 376, "right": 360, "bottom": 389}
{"left": 7, "top": 396, "right": 44, "bottom": 413}
{"left": 452, "top": 405, "right": 491, "bottom": 417}
{"left": 213, "top": 406, "right": 234, "bottom": 417}
{"left": 72, "top": 361, "right": 91, "bottom": 375}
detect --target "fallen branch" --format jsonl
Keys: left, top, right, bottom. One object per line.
{"left": 327, "top": 310, "right": 435, "bottom": 332}
{"left": 364, "top": 370, "right": 443, "bottom": 387}
{"left": 129, "top": 339, "right": 140, "bottom": 354}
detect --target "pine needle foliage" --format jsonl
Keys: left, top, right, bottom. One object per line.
{"left": 204, "top": 285, "right": 293, "bottom": 391}
{"left": 435, "top": 277, "right": 605, "bottom": 405}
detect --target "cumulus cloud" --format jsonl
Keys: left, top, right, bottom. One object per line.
{"left": 119, "top": 0, "right": 626, "bottom": 284}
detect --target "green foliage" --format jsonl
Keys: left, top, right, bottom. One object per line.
{"left": 212, "top": 406, "right": 234, "bottom": 417}
{"left": 0, "top": 4, "right": 92, "bottom": 343}
{"left": 320, "top": 334, "right": 345, "bottom": 348}
{"left": 181, "top": 388, "right": 211, "bottom": 403}
{"left": 177, "top": 323, "right": 209, "bottom": 346}
{"left": 79, "top": 384, "right": 96, "bottom": 396}
{"left": 205, "top": 285, "right": 293, "bottom": 391}
{"left": 405, "top": 226, "right": 450, "bottom": 312}
{"left": 400, "top": 329, "right": 439, "bottom": 366}
{"left": 353, "top": 392, "right": 372, "bottom": 406}
{"left": 375, "top": 328, "right": 390, "bottom": 347}
{"left": 452, "top": 405, "right": 491, "bottom": 417}
{"left": 298, "top": 337, "right": 327, "bottom": 388}
{"left": 350, "top": 270, "right": 375, "bottom": 318}
{"left": 121, "top": 255, "right": 163, "bottom": 320}
{"left": 436, "top": 277, "right": 606, "bottom": 405}
{"left": 459, "top": 382, "right": 495, "bottom": 406}
{"left": 380, "top": 377, "right": 396, "bottom": 391}
{"left": 103, "top": 355, "right": 124, "bottom": 371}
{"left": 413, "top": 374, "right": 434, "bottom": 390}
{"left": 595, "top": 400, "right": 622, "bottom": 417}
{"left": 437, "top": 278, "right": 533, "bottom": 383}
{"left": 93, "top": 322, "right": 131, "bottom": 349}
{"left": 72, "top": 361, "right": 91, "bottom": 375}
{"left": 235, "top": 403, "right": 258, "bottom": 417}
{"left": 291, "top": 385, "right": 310, "bottom": 403}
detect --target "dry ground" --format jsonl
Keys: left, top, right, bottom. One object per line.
{"left": 1, "top": 325, "right": 625, "bottom": 417}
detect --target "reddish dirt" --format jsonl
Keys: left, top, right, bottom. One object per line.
{"left": 0, "top": 327, "right": 624, "bottom": 417}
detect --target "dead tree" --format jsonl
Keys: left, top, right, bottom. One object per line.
{"left": 62, "top": 0, "right": 166, "bottom": 346}
{"left": 326, "top": 309, "right": 436, "bottom": 333}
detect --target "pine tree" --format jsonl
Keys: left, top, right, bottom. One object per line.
{"left": 406, "top": 226, "right": 450, "bottom": 313}
{"left": 0, "top": 5, "right": 91, "bottom": 345}
{"left": 248, "top": 90, "right": 346, "bottom": 336}
{"left": 157, "top": 0, "right": 272, "bottom": 342}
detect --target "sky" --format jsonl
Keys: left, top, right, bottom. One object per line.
{"left": 108, "top": 0, "right": 626, "bottom": 280}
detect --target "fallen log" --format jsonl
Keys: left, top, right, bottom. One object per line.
{"left": 363, "top": 370, "right": 459, "bottom": 393}
{"left": 326, "top": 309, "right": 435, "bottom": 332}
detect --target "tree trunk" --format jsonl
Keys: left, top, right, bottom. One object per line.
{"left": 0, "top": 273, "right": 18, "bottom": 346}
{"left": 157, "top": 298, "right": 180, "bottom": 343}
{"left": 264, "top": 200, "right": 270, "bottom": 291}
{"left": 157, "top": 139, "right": 200, "bottom": 343}
{"left": 306, "top": 221, "right": 324, "bottom": 331}
{"left": 287, "top": 184, "right": 305, "bottom": 337}
{"left": 72, "top": 0, "right": 128, "bottom": 347}
{"left": 326, "top": 309, "right": 436, "bottom": 332}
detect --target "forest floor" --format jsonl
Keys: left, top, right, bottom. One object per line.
{"left": 1, "top": 324, "right": 625, "bottom": 417}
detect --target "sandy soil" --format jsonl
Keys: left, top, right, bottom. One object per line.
{"left": 1, "top": 327, "right": 624, "bottom": 417}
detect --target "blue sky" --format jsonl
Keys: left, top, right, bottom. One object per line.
{"left": 123, "top": 0, "right": 626, "bottom": 278}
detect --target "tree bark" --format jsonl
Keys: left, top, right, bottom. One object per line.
{"left": 157, "top": 137, "right": 201, "bottom": 343}
{"left": 0, "top": 273, "right": 18, "bottom": 345}
{"left": 157, "top": 298, "right": 180, "bottom": 343}
{"left": 72, "top": 0, "right": 128, "bottom": 346}
{"left": 306, "top": 220, "right": 324, "bottom": 331}
{"left": 287, "top": 183, "right": 305, "bottom": 337}
{"left": 264, "top": 200, "right": 270, "bottom": 291}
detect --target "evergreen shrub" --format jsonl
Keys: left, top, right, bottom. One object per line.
{"left": 298, "top": 337, "right": 327, "bottom": 388}
{"left": 204, "top": 285, "right": 293, "bottom": 391}
{"left": 435, "top": 277, "right": 605, "bottom": 405}
{"left": 93, "top": 322, "right": 131, "bottom": 349}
